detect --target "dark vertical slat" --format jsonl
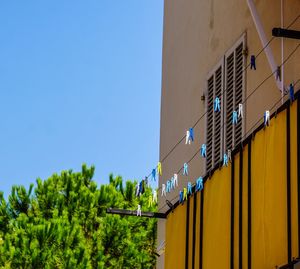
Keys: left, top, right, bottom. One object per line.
{"left": 248, "top": 141, "right": 252, "bottom": 269}
{"left": 231, "top": 157, "right": 235, "bottom": 269}
{"left": 239, "top": 147, "right": 243, "bottom": 269}
{"left": 186, "top": 197, "right": 190, "bottom": 269}
{"left": 287, "top": 105, "right": 292, "bottom": 263}
{"left": 298, "top": 98, "right": 300, "bottom": 258}
{"left": 199, "top": 190, "right": 204, "bottom": 269}
{"left": 192, "top": 192, "right": 197, "bottom": 269}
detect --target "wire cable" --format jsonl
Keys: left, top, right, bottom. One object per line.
{"left": 154, "top": 41, "right": 300, "bottom": 194}
{"left": 158, "top": 79, "right": 299, "bottom": 212}
{"left": 147, "top": 14, "right": 300, "bottom": 184}
{"left": 157, "top": 43, "right": 300, "bottom": 212}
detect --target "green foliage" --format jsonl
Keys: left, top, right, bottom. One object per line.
{"left": 0, "top": 165, "right": 157, "bottom": 269}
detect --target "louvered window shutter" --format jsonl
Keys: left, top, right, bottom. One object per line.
{"left": 225, "top": 40, "right": 245, "bottom": 151}
{"left": 206, "top": 36, "right": 244, "bottom": 171}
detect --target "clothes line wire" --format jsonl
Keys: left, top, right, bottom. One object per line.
{"left": 158, "top": 77, "right": 299, "bottom": 212}
{"left": 153, "top": 41, "right": 300, "bottom": 196}
{"left": 157, "top": 44, "right": 300, "bottom": 213}
{"left": 145, "top": 14, "right": 300, "bottom": 185}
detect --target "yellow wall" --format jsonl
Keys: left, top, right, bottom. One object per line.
{"left": 165, "top": 100, "right": 298, "bottom": 269}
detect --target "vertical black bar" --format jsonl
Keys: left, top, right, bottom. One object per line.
{"left": 239, "top": 148, "right": 243, "bottom": 269}
{"left": 199, "top": 190, "right": 204, "bottom": 269}
{"left": 287, "top": 105, "right": 292, "bottom": 263}
{"left": 248, "top": 140, "right": 252, "bottom": 269}
{"left": 192, "top": 192, "right": 197, "bottom": 269}
{"left": 297, "top": 98, "right": 300, "bottom": 258}
{"left": 186, "top": 197, "right": 190, "bottom": 269}
{"left": 231, "top": 157, "right": 235, "bottom": 269}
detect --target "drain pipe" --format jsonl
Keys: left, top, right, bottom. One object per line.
{"left": 246, "top": 0, "right": 282, "bottom": 91}
{"left": 281, "top": 0, "right": 284, "bottom": 103}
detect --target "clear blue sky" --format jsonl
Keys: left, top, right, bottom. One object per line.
{"left": 0, "top": 1, "right": 163, "bottom": 196}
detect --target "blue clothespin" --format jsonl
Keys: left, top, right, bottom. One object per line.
{"left": 166, "top": 180, "right": 171, "bottom": 193}
{"left": 189, "top": 128, "right": 194, "bottom": 142}
{"left": 179, "top": 191, "right": 184, "bottom": 204}
{"left": 187, "top": 182, "right": 192, "bottom": 195}
{"left": 145, "top": 176, "right": 149, "bottom": 188}
{"left": 250, "top": 55, "right": 256, "bottom": 70}
{"left": 183, "top": 163, "right": 189, "bottom": 175}
{"left": 214, "top": 97, "right": 221, "bottom": 112}
{"left": 200, "top": 144, "right": 207, "bottom": 158}
{"left": 276, "top": 66, "right": 281, "bottom": 81}
{"left": 195, "top": 177, "right": 203, "bottom": 192}
{"left": 170, "top": 176, "right": 175, "bottom": 190}
{"left": 223, "top": 153, "right": 228, "bottom": 167}
{"left": 139, "top": 180, "right": 144, "bottom": 195}
{"left": 232, "top": 111, "right": 238, "bottom": 125}
{"left": 289, "top": 83, "right": 295, "bottom": 102}
{"left": 151, "top": 168, "right": 156, "bottom": 181}
{"left": 264, "top": 110, "right": 270, "bottom": 127}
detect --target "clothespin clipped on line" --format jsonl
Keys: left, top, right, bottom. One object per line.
{"left": 187, "top": 182, "right": 192, "bottom": 195}
{"left": 232, "top": 110, "right": 238, "bottom": 125}
{"left": 250, "top": 55, "right": 256, "bottom": 70}
{"left": 148, "top": 195, "right": 153, "bottom": 207}
{"left": 200, "top": 144, "right": 206, "bottom": 158}
{"left": 276, "top": 66, "right": 281, "bottom": 81}
{"left": 135, "top": 182, "right": 140, "bottom": 197}
{"left": 223, "top": 153, "right": 229, "bottom": 167}
{"left": 157, "top": 162, "right": 162, "bottom": 176}
{"left": 152, "top": 190, "right": 158, "bottom": 203}
{"left": 161, "top": 184, "right": 166, "bottom": 197}
{"left": 195, "top": 177, "right": 203, "bottom": 192}
{"left": 170, "top": 176, "right": 175, "bottom": 190}
{"left": 185, "top": 128, "right": 194, "bottom": 145}
{"left": 137, "top": 204, "right": 142, "bottom": 216}
{"left": 238, "top": 103, "right": 243, "bottom": 119}
{"left": 166, "top": 180, "right": 171, "bottom": 193}
{"left": 289, "top": 82, "right": 295, "bottom": 102}
{"left": 152, "top": 168, "right": 156, "bottom": 181}
{"left": 264, "top": 110, "right": 270, "bottom": 127}
{"left": 139, "top": 180, "right": 144, "bottom": 195}
{"left": 173, "top": 174, "right": 178, "bottom": 187}
{"left": 183, "top": 163, "right": 189, "bottom": 176}
{"left": 179, "top": 191, "right": 184, "bottom": 204}
{"left": 214, "top": 97, "right": 221, "bottom": 112}
{"left": 227, "top": 149, "right": 232, "bottom": 163}
{"left": 183, "top": 187, "right": 188, "bottom": 200}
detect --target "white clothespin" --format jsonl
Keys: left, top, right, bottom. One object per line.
{"left": 174, "top": 173, "right": 178, "bottom": 187}
{"left": 161, "top": 184, "right": 166, "bottom": 197}
{"left": 135, "top": 183, "right": 140, "bottom": 197}
{"left": 238, "top": 104, "right": 243, "bottom": 119}
{"left": 137, "top": 204, "right": 142, "bottom": 216}
{"left": 153, "top": 190, "right": 158, "bottom": 203}
{"left": 227, "top": 149, "right": 232, "bottom": 162}
{"left": 264, "top": 110, "right": 270, "bottom": 127}
{"left": 185, "top": 130, "right": 191, "bottom": 145}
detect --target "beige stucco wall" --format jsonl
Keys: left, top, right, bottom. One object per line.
{"left": 157, "top": 0, "right": 300, "bottom": 268}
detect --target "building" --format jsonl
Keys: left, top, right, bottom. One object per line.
{"left": 157, "top": 1, "right": 300, "bottom": 268}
